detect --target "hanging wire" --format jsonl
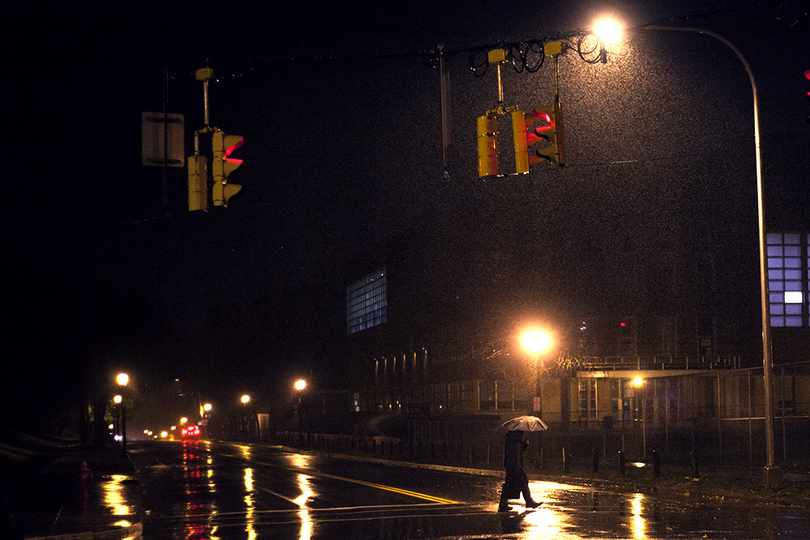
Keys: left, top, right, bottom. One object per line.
{"left": 522, "top": 40, "right": 546, "bottom": 72}
{"left": 469, "top": 47, "right": 490, "bottom": 77}
{"left": 572, "top": 32, "right": 606, "bottom": 64}
{"left": 467, "top": 32, "right": 605, "bottom": 76}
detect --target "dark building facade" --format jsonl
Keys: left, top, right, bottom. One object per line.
{"left": 343, "top": 229, "right": 810, "bottom": 464}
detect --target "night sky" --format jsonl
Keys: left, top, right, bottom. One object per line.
{"left": 4, "top": 1, "right": 808, "bottom": 433}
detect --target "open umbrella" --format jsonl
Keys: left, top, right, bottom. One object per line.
{"left": 501, "top": 415, "right": 548, "bottom": 432}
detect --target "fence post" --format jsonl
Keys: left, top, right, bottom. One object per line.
{"left": 619, "top": 450, "right": 626, "bottom": 474}
{"left": 563, "top": 447, "right": 570, "bottom": 474}
{"left": 592, "top": 447, "right": 599, "bottom": 473}
{"left": 690, "top": 452, "right": 700, "bottom": 480}
{"left": 653, "top": 449, "right": 661, "bottom": 478}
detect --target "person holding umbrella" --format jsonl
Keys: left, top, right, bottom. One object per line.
{"left": 498, "top": 416, "right": 545, "bottom": 511}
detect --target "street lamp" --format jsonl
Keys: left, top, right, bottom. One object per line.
{"left": 201, "top": 403, "right": 212, "bottom": 439}
{"left": 521, "top": 328, "right": 552, "bottom": 416}
{"left": 294, "top": 379, "right": 307, "bottom": 447}
{"left": 116, "top": 373, "right": 129, "bottom": 458}
{"left": 596, "top": 18, "right": 777, "bottom": 486}
{"left": 113, "top": 395, "right": 123, "bottom": 442}
{"left": 240, "top": 395, "right": 251, "bottom": 441}
{"left": 633, "top": 377, "right": 646, "bottom": 457}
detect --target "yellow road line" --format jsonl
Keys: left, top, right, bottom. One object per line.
{"left": 310, "top": 470, "right": 457, "bottom": 504}
{"left": 220, "top": 447, "right": 458, "bottom": 504}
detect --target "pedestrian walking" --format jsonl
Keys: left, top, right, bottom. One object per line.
{"left": 498, "top": 430, "right": 540, "bottom": 511}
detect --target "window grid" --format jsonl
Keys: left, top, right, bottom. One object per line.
{"left": 347, "top": 270, "right": 388, "bottom": 334}
{"left": 767, "top": 233, "right": 805, "bottom": 327}
{"left": 578, "top": 379, "right": 597, "bottom": 420}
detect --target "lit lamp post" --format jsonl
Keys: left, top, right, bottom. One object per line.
{"left": 294, "top": 379, "right": 307, "bottom": 448}
{"left": 521, "top": 329, "right": 552, "bottom": 416}
{"left": 116, "top": 373, "right": 129, "bottom": 458}
{"left": 113, "top": 394, "right": 123, "bottom": 442}
{"left": 241, "top": 394, "right": 250, "bottom": 441}
{"left": 202, "top": 403, "right": 212, "bottom": 439}
{"left": 594, "top": 17, "right": 777, "bottom": 486}
{"left": 633, "top": 377, "right": 646, "bottom": 458}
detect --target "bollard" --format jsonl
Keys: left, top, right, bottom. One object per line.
{"left": 653, "top": 450, "right": 661, "bottom": 478}
{"left": 563, "top": 448, "right": 570, "bottom": 474}
{"left": 618, "top": 450, "right": 626, "bottom": 474}
{"left": 592, "top": 447, "right": 599, "bottom": 473}
{"left": 690, "top": 452, "right": 700, "bottom": 480}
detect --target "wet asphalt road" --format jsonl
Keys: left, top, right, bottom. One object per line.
{"left": 130, "top": 440, "right": 810, "bottom": 539}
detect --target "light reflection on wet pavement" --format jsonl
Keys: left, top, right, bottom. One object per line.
{"left": 135, "top": 441, "right": 810, "bottom": 539}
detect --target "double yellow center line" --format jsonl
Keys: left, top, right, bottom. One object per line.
{"left": 309, "top": 470, "right": 457, "bottom": 504}
{"left": 221, "top": 446, "right": 458, "bottom": 505}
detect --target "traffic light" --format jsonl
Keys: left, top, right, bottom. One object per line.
{"left": 514, "top": 102, "right": 566, "bottom": 170}
{"left": 187, "top": 155, "right": 208, "bottom": 211}
{"left": 805, "top": 69, "right": 809, "bottom": 124}
{"left": 211, "top": 131, "right": 243, "bottom": 207}
{"left": 477, "top": 114, "right": 498, "bottom": 177}
{"left": 618, "top": 318, "right": 636, "bottom": 355}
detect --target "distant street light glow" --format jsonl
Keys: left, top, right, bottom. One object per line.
{"left": 241, "top": 394, "right": 250, "bottom": 405}
{"left": 294, "top": 379, "right": 307, "bottom": 392}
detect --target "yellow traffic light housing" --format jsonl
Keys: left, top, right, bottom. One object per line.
{"left": 477, "top": 114, "right": 499, "bottom": 177}
{"left": 211, "top": 131, "right": 243, "bottom": 207}
{"left": 187, "top": 155, "right": 208, "bottom": 211}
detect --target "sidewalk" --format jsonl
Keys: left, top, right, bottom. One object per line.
{"left": 1, "top": 431, "right": 142, "bottom": 540}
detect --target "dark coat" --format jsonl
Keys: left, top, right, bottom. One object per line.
{"left": 504, "top": 430, "right": 527, "bottom": 472}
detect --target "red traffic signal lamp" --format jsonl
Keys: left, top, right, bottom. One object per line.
{"left": 513, "top": 102, "right": 566, "bottom": 171}
{"left": 211, "top": 131, "right": 243, "bottom": 207}
{"left": 805, "top": 69, "right": 809, "bottom": 124}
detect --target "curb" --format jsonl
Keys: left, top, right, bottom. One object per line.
{"left": 24, "top": 522, "right": 142, "bottom": 540}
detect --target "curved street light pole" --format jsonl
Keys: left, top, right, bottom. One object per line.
{"left": 642, "top": 25, "right": 776, "bottom": 485}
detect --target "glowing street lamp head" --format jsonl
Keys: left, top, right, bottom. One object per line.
{"left": 593, "top": 18, "right": 622, "bottom": 45}
{"left": 241, "top": 394, "right": 251, "bottom": 405}
{"left": 294, "top": 379, "right": 307, "bottom": 392}
{"left": 521, "top": 329, "right": 552, "bottom": 354}
{"left": 633, "top": 377, "right": 644, "bottom": 387}
{"left": 116, "top": 373, "right": 129, "bottom": 386}
{"left": 203, "top": 403, "right": 213, "bottom": 412}
{"left": 113, "top": 395, "right": 122, "bottom": 404}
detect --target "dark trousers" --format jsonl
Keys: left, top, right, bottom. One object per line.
{"left": 500, "top": 470, "right": 533, "bottom": 503}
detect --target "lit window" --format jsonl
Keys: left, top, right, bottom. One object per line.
{"left": 767, "top": 233, "right": 806, "bottom": 327}
{"left": 346, "top": 269, "right": 388, "bottom": 334}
